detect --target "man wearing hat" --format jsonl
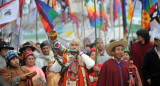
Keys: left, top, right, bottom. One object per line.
{"left": 97, "top": 40, "right": 129, "bottom": 86}
{"left": 19, "top": 41, "right": 40, "bottom": 66}
{"left": 0, "top": 41, "right": 14, "bottom": 69}
{"left": 142, "top": 34, "right": 160, "bottom": 86}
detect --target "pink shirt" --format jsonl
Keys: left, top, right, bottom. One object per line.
{"left": 23, "top": 66, "right": 46, "bottom": 82}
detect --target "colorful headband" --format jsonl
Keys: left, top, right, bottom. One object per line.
{"left": 25, "top": 51, "right": 33, "bottom": 59}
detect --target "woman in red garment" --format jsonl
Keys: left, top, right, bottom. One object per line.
{"left": 130, "top": 29, "right": 153, "bottom": 85}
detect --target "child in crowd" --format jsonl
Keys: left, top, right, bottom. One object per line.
{"left": 123, "top": 49, "right": 142, "bottom": 86}
{"left": 89, "top": 47, "right": 102, "bottom": 86}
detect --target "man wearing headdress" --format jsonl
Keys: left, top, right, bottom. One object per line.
{"left": 49, "top": 38, "right": 95, "bottom": 86}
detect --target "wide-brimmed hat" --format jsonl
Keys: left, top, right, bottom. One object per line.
{"left": 0, "top": 41, "right": 14, "bottom": 50}
{"left": 19, "top": 42, "right": 36, "bottom": 53}
{"left": 105, "top": 40, "right": 128, "bottom": 56}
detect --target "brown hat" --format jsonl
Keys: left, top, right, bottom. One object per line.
{"left": 19, "top": 42, "right": 35, "bottom": 53}
{"left": 106, "top": 40, "right": 128, "bottom": 56}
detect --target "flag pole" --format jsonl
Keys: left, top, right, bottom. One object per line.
{"left": 18, "top": 0, "right": 25, "bottom": 53}
{"left": 94, "top": 0, "right": 98, "bottom": 77}
{"left": 127, "top": 0, "right": 137, "bottom": 41}
{"left": 82, "top": 0, "right": 86, "bottom": 52}
{"left": 118, "top": 17, "right": 121, "bottom": 40}
{"left": 36, "top": 10, "right": 38, "bottom": 43}
{"left": 72, "top": 23, "right": 77, "bottom": 37}
{"left": 1, "top": 28, "right": 3, "bottom": 41}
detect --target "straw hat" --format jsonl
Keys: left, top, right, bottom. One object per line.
{"left": 106, "top": 40, "right": 128, "bottom": 56}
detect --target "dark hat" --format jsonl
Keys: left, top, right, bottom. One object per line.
{"left": 154, "top": 34, "right": 160, "bottom": 41}
{"left": 19, "top": 42, "right": 36, "bottom": 53}
{"left": 40, "top": 40, "right": 49, "bottom": 48}
{"left": 0, "top": 41, "right": 14, "bottom": 50}
{"left": 5, "top": 50, "right": 18, "bottom": 64}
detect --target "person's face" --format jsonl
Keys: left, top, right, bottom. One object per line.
{"left": 112, "top": 46, "right": 124, "bottom": 59}
{"left": 85, "top": 40, "right": 91, "bottom": 46}
{"left": 41, "top": 46, "right": 50, "bottom": 55}
{"left": 0, "top": 48, "right": 8, "bottom": 57}
{"left": 90, "top": 51, "right": 97, "bottom": 61}
{"left": 155, "top": 40, "right": 160, "bottom": 47}
{"left": 70, "top": 42, "right": 81, "bottom": 52}
{"left": 10, "top": 57, "right": 19, "bottom": 68}
{"left": 36, "top": 44, "right": 41, "bottom": 50}
{"left": 137, "top": 36, "right": 144, "bottom": 42}
{"left": 23, "top": 47, "right": 32, "bottom": 55}
{"left": 97, "top": 41, "right": 104, "bottom": 51}
{"left": 85, "top": 47, "right": 91, "bottom": 53}
{"left": 25, "top": 55, "right": 35, "bottom": 67}
{"left": 123, "top": 52, "right": 130, "bottom": 61}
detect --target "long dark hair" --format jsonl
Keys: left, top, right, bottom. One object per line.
{"left": 136, "top": 29, "right": 150, "bottom": 44}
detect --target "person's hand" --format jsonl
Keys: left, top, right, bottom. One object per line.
{"left": 20, "top": 74, "right": 27, "bottom": 80}
{"left": 147, "top": 79, "right": 151, "bottom": 85}
{"left": 56, "top": 49, "right": 64, "bottom": 56}
{"left": 95, "top": 66, "right": 100, "bottom": 72}
{"left": 93, "top": 77, "right": 98, "bottom": 81}
{"left": 28, "top": 41, "right": 36, "bottom": 48}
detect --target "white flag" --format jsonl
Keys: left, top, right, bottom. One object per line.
{"left": 69, "top": 0, "right": 83, "bottom": 13}
{"left": 0, "top": 0, "right": 19, "bottom": 24}
{"left": 27, "top": 0, "right": 37, "bottom": 24}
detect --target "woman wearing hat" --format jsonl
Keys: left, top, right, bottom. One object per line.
{"left": 0, "top": 41, "right": 14, "bottom": 69}
{"left": 97, "top": 40, "right": 129, "bottom": 86}
{"left": 0, "top": 50, "right": 30, "bottom": 86}
{"left": 23, "top": 51, "right": 46, "bottom": 82}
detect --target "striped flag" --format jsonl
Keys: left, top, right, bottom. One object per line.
{"left": 121, "top": 0, "right": 128, "bottom": 39}
{"left": 99, "top": 3, "right": 108, "bottom": 32}
{"left": 86, "top": 0, "right": 101, "bottom": 28}
{"left": 68, "top": 12, "right": 80, "bottom": 28}
{"left": 52, "top": 0, "right": 56, "bottom": 11}
{"left": 113, "top": 0, "right": 121, "bottom": 21}
{"left": 125, "top": 0, "right": 133, "bottom": 20}
{"left": 35, "top": 0, "right": 58, "bottom": 32}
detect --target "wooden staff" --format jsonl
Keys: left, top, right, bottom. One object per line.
{"left": 118, "top": 17, "right": 121, "bottom": 40}
{"left": 82, "top": 0, "right": 86, "bottom": 53}
{"left": 94, "top": 0, "right": 98, "bottom": 77}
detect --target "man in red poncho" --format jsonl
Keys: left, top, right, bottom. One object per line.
{"left": 97, "top": 40, "right": 129, "bottom": 86}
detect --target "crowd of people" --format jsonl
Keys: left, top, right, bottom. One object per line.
{"left": 0, "top": 29, "right": 160, "bottom": 86}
